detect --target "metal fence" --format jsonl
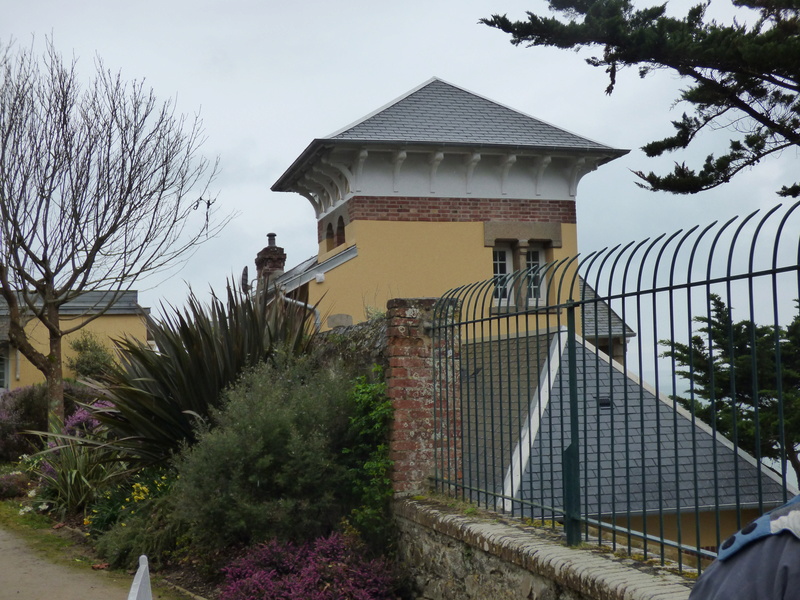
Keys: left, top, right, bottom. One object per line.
{"left": 430, "top": 201, "right": 800, "bottom": 572}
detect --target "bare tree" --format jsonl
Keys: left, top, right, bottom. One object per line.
{"left": 0, "top": 39, "right": 226, "bottom": 422}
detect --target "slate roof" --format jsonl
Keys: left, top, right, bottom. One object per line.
{"left": 272, "top": 77, "right": 628, "bottom": 191}
{"left": 0, "top": 290, "right": 145, "bottom": 317}
{"left": 580, "top": 279, "right": 636, "bottom": 341}
{"left": 460, "top": 332, "right": 790, "bottom": 520}
{"left": 327, "top": 78, "right": 619, "bottom": 151}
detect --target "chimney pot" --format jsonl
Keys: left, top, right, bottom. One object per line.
{"left": 256, "top": 233, "right": 287, "bottom": 286}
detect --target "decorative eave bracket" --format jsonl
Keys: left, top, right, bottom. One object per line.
{"left": 569, "top": 156, "right": 598, "bottom": 197}
{"left": 500, "top": 154, "right": 517, "bottom": 195}
{"left": 532, "top": 156, "right": 551, "bottom": 197}
{"left": 429, "top": 151, "right": 444, "bottom": 193}
{"left": 465, "top": 152, "right": 481, "bottom": 194}
{"left": 392, "top": 150, "right": 407, "bottom": 193}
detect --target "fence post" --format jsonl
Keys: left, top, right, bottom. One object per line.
{"left": 564, "top": 301, "right": 582, "bottom": 546}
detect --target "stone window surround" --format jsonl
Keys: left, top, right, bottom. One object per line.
{"left": 483, "top": 221, "right": 562, "bottom": 249}
{"left": 486, "top": 221, "right": 561, "bottom": 308}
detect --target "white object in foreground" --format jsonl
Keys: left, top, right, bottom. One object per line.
{"left": 128, "top": 555, "right": 152, "bottom": 600}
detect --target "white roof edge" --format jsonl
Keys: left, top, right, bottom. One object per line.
{"left": 277, "top": 245, "right": 359, "bottom": 292}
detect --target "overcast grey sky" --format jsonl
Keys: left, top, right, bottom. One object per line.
{"left": 3, "top": 0, "right": 796, "bottom": 313}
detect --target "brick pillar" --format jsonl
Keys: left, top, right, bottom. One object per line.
{"left": 386, "top": 298, "right": 461, "bottom": 497}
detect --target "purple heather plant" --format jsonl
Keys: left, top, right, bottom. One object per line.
{"left": 62, "top": 401, "right": 113, "bottom": 437}
{"left": 35, "top": 400, "right": 115, "bottom": 481}
{"left": 219, "top": 532, "right": 397, "bottom": 600}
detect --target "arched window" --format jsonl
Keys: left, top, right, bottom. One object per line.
{"left": 335, "top": 217, "right": 346, "bottom": 246}
{"left": 325, "top": 223, "right": 335, "bottom": 251}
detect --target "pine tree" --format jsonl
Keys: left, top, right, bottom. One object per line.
{"left": 483, "top": 0, "right": 800, "bottom": 196}
{"left": 661, "top": 294, "right": 800, "bottom": 482}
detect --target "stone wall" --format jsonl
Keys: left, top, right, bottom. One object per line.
{"left": 395, "top": 498, "right": 693, "bottom": 600}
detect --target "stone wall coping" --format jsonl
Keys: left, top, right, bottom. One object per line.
{"left": 395, "top": 498, "right": 693, "bottom": 600}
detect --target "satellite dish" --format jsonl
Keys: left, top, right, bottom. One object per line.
{"left": 241, "top": 266, "right": 250, "bottom": 292}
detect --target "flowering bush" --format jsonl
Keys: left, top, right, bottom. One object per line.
{"left": 62, "top": 400, "right": 113, "bottom": 437}
{"left": 219, "top": 533, "right": 397, "bottom": 600}
{"left": 0, "top": 382, "right": 98, "bottom": 461}
{"left": 0, "top": 471, "right": 30, "bottom": 499}
{"left": 23, "top": 396, "right": 121, "bottom": 515}
{"left": 91, "top": 468, "right": 185, "bottom": 570}
{"left": 88, "top": 468, "right": 173, "bottom": 535}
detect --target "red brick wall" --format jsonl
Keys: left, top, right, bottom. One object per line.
{"left": 348, "top": 196, "right": 576, "bottom": 224}
{"left": 386, "top": 298, "right": 461, "bottom": 496}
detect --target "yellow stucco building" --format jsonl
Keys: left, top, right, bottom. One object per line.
{"left": 266, "top": 78, "right": 790, "bottom": 557}
{"left": 0, "top": 290, "right": 148, "bottom": 390}
{"left": 270, "top": 78, "right": 628, "bottom": 329}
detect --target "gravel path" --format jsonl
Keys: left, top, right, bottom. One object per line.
{"left": 0, "top": 525, "right": 131, "bottom": 600}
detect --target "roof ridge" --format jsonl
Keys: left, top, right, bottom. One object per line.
{"left": 324, "top": 77, "right": 621, "bottom": 151}
{"left": 323, "top": 77, "right": 442, "bottom": 139}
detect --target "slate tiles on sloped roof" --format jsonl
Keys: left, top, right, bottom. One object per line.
{"left": 272, "top": 77, "right": 628, "bottom": 191}
{"left": 514, "top": 340, "right": 788, "bottom": 517}
{"left": 580, "top": 279, "right": 636, "bottom": 341}
{"left": 0, "top": 290, "right": 144, "bottom": 316}
{"left": 328, "top": 78, "right": 619, "bottom": 151}
{"left": 460, "top": 330, "right": 557, "bottom": 496}
{"left": 460, "top": 334, "right": 788, "bottom": 518}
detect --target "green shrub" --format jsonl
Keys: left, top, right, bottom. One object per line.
{"left": 30, "top": 430, "right": 127, "bottom": 516}
{"left": 66, "top": 331, "right": 115, "bottom": 380}
{"left": 169, "top": 356, "right": 355, "bottom": 552}
{"left": 341, "top": 370, "right": 394, "bottom": 549}
{"left": 0, "top": 471, "right": 31, "bottom": 498}
{"left": 93, "top": 481, "right": 184, "bottom": 570}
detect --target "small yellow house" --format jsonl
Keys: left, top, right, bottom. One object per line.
{"left": 270, "top": 77, "right": 628, "bottom": 328}
{"left": 0, "top": 290, "right": 148, "bottom": 390}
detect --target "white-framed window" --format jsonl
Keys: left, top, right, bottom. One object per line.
{"left": 492, "top": 243, "right": 546, "bottom": 306}
{"left": 525, "top": 248, "right": 545, "bottom": 302}
{"left": 492, "top": 247, "right": 512, "bottom": 301}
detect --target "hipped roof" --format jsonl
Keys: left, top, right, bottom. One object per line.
{"left": 273, "top": 77, "right": 628, "bottom": 191}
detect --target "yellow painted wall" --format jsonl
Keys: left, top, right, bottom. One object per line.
{"left": 7, "top": 313, "right": 147, "bottom": 389}
{"left": 310, "top": 219, "right": 578, "bottom": 328}
{"left": 610, "top": 508, "right": 762, "bottom": 557}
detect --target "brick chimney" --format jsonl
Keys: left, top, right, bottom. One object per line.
{"left": 255, "top": 233, "right": 286, "bottom": 289}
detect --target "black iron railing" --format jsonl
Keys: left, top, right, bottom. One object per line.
{"left": 431, "top": 201, "right": 800, "bottom": 572}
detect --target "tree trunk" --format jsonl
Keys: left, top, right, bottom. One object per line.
{"left": 46, "top": 334, "right": 65, "bottom": 429}
{"left": 46, "top": 302, "right": 65, "bottom": 430}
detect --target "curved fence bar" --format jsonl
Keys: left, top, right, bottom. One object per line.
{"left": 429, "top": 203, "right": 800, "bottom": 573}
